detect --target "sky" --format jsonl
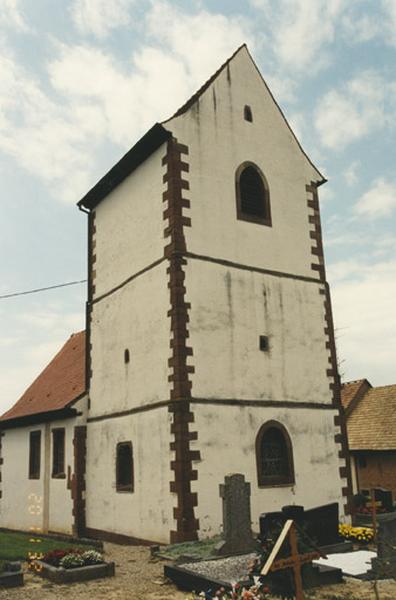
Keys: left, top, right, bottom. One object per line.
{"left": 0, "top": 0, "right": 395, "bottom": 415}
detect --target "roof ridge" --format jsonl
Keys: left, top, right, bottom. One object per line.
{"left": 341, "top": 378, "right": 367, "bottom": 386}
{"left": 162, "top": 43, "right": 247, "bottom": 122}
{"left": 367, "top": 383, "right": 396, "bottom": 390}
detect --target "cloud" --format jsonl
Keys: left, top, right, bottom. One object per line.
{"left": 0, "top": 3, "right": 253, "bottom": 203}
{"left": 314, "top": 71, "right": 395, "bottom": 149}
{"left": 0, "top": 0, "right": 29, "bottom": 32}
{"left": 251, "top": 0, "right": 346, "bottom": 72}
{"left": 341, "top": 12, "right": 381, "bottom": 43}
{"left": 146, "top": 1, "right": 253, "bottom": 84}
{"left": 0, "top": 302, "right": 84, "bottom": 414}
{"left": 0, "top": 51, "right": 101, "bottom": 203}
{"left": 265, "top": 73, "right": 298, "bottom": 104}
{"left": 70, "top": 0, "right": 134, "bottom": 38}
{"left": 343, "top": 161, "right": 360, "bottom": 186}
{"left": 354, "top": 178, "right": 396, "bottom": 218}
{"left": 383, "top": 0, "right": 396, "bottom": 46}
{"left": 329, "top": 258, "right": 396, "bottom": 385}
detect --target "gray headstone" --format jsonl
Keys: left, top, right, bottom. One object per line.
{"left": 216, "top": 473, "right": 256, "bottom": 556}
{"left": 377, "top": 513, "right": 396, "bottom": 560}
{"left": 372, "top": 513, "right": 396, "bottom": 577}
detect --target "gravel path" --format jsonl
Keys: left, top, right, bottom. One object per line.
{"left": 1, "top": 543, "right": 396, "bottom": 599}
{"left": 0, "top": 544, "right": 185, "bottom": 600}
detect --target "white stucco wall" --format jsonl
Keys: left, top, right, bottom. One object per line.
{"left": 93, "top": 144, "right": 167, "bottom": 298}
{"left": 89, "top": 261, "right": 171, "bottom": 417}
{"left": 190, "top": 403, "right": 346, "bottom": 538}
{"left": 166, "top": 46, "right": 322, "bottom": 279}
{"left": 85, "top": 407, "right": 174, "bottom": 543}
{"left": 0, "top": 398, "right": 87, "bottom": 534}
{"left": 185, "top": 260, "right": 331, "bottom": 403}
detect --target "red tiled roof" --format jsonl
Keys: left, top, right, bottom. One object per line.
{"left": 347, "top": 384, "right": 396, "bottom": 450}
{"left": 0, "top": 331, "right": 86, "bottom": 423}
{"left": 341, "top": 379, "right": 369, "bottom": 410}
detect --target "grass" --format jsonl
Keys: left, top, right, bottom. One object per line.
{"left": 0, "top": 531, "right": 94, "bottom": 563}
{"left": 161, "top": 536, "right": 222, "bottom": 560}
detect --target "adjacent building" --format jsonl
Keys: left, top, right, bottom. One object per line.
{"left": 342, "top": 379, "right": 396, "bottom": 500}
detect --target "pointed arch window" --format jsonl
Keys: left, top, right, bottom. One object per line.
{"left": 256, "top": 421, "right": 294, "bottom": 487}
{"left": 236, "top": 162, "right": 271, "bottom": 226}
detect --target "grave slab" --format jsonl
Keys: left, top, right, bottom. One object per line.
{"left": 314, "top": 550, "right": 376, "bottom": 577}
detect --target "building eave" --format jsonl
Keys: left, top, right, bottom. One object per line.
{"left": 0, "top": 407, "right": 79, "bottom": 430}
{"left": 77, "top": 123, "right": 172, "bottom": 211}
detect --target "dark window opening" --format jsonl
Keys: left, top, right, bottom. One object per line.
{"left": 124, "top": 349, "right": 130, "bottom": 364}
{"left": 244, "top": 105, "right": 253, "bottom": 122}
{"left": 116, "top": 442, "right": 134, "bottom": 492}
{"left": 29, "top": 431, "right": 41, "bottom": 479}
{"left": 52, "top": 428, "right": 65, "bottom": 478}
{"left": 259, "top": 335, "right": 269, "bottom": 351}
{"left": 236, "top": 163, "right": 271, "bottom": 226}
{"left": 256, "top": 421, "right": 294, "bottom": 487}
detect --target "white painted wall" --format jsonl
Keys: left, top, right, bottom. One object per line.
{"left": 190, "top": 403, "right": 346, "bottom": 538}
{"left": 85, "top": 407, "right": 174, "bottom": 543}
{"left": 89, "top": 262, "right": 171, "bottom": 418}
{"left": 83, "top": 46, "right": 345, "bottom": 544}
{"left": 185, "top": 261, "right": 331, "bottom": 403}
{"left": 166, "top": 46, "right": 322, "bottom": 280}
{"left": 93, "top": 144, "right": 167, "bottom": 298}
{"left": 0, "top": 398, "right": 87, "bottom": 535}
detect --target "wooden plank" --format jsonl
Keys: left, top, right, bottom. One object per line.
{"left": 272, "top": 551, "right": 320, "bottom": 571}
{"left": 261, "top": 519, "right": 293, "bottom": 576}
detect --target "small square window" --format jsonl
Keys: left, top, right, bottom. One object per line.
{"left": 259, "top": 336, "right": 269, "bottom": 352}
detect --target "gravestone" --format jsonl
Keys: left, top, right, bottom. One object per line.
{"left": 374, "top": 488, "right": 394, "bottom": 512}
{"left": 371, "top": 513, "right": 396, "bottom": 577}
{"left": 259, "top": 511, "right": 284, "bottom": 542}
{"left": 216, "top": 473, "right": 256, "bottom": 555}
{"left": 260, "top": 503, "right": 340, "bottom": 548}
{"left": 304, "top": 503, "right": 340, "bottom": 546}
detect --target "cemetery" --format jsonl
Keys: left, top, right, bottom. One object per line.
{"left": 1, "top": 476, "right": 396, "bottom": 597}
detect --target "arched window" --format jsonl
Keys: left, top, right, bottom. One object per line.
{"left": 116, "top": 441, "right": 134, "bottom": 492}
{"left": 235, "top": 163, "right": 271, "bottom": 226}
{"left": 256, "top": 421, "right": 294, "bottom": 487}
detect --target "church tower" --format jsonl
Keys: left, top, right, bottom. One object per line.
{"left": 78, "top": 45, "right": 351, "bottom": 544}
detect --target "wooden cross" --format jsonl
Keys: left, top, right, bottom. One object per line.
{"left": 260, "top": 519, "right": 325, "bottom": 600}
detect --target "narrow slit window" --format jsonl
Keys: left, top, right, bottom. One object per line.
{"left": 52, "top": 428, "right": 65, "bottom": 478}
{"left": 244, "top": 105, "right": 253, "bottom": 122}
{"left": 259, "top": 335, "right": 269, "bottom": 351}
{"left": 124, "top": 348, "right": 130, "bottom": 364}
{"left": 29, "top": 430, "right": 41, "bottom": 479}
{"left": 116, "top": 442, "right": 134, "bottom": 492}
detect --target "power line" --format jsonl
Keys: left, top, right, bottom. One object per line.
{"left": 0, "top": 279, "right": 87, "bottom": 300}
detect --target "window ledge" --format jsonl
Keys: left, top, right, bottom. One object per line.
{"left": 258, "top": 481, "right": 295, "bottom": 489}
{"left": 237, "top": 213, "right": 272, "bottom": 227}
{"left": 52, "top": 473, "right": 66, "bottom": 479}
{"left": 116, "top": 486, "right": 134, "bottom": 493}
